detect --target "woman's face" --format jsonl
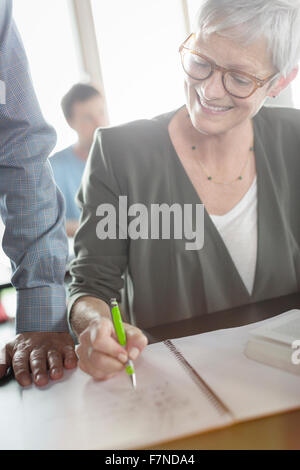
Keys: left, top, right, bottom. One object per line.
{"left": 184, "top": 32, "right": 277, "bottom": 136}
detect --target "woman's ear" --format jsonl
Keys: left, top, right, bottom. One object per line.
{"left": 268, "top": 66, "right": 298, "bottom": 98}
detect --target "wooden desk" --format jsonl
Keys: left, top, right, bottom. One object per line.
{"left": 143, "top": 292, "right": 300, "bottom": 450}
{"left": 1, "top": 292, "right": 300, "bottom": 450}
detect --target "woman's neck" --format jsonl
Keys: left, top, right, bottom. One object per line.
{"left": 174, "top": 107, "right": 254, "bottom": 169}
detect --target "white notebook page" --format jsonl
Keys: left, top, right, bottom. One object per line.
{"left": 21, "top": 341, "right": 232, "bottom": 450}
{"left": 173, "top": 310, "right": 300, "bottom": 422}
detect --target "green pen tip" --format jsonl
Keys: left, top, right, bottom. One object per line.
{"left": 131, "top": 374, "right": 136, "bottom": 390}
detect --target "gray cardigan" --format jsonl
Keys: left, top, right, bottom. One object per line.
{"left": 68, "top": 106, "right": 300, "bottom": 329}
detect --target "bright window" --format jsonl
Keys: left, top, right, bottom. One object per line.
{"left": 91, "top": 0, "right": 187, "bottom": 125}
{"left": 13, "top": 0, "right": 84, "bottom": 152}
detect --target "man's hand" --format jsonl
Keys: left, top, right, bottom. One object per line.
{"left": 0, "top": 332, "right": 78, "bottom": 387}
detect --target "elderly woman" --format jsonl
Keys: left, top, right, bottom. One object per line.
{"left": 69, "top": 0, "right": 300, "bottom": 380}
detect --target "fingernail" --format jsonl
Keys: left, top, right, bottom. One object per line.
{"left": 51, "top": 368, "right": 62, "bottom": 378}
{"left": 65, "top": 358, "right": 77, "bottom": 369}
{"left": 22, "top": 376, "right": 32, "bottom": 387}
{"left": 129, "top": 347, "right": 139, "bottom": 360}
{"left": 126, "top": 329, "right": 135, "bottom": 337}
{"left": 118, "top": 353, "right": 128, "bottom": 363}
{"left": 90, "top": 326, "right": 97, "bottom": 344}
{"left": 35, "top": 374, "right": 48, "bottom": 386}
{"left": 143, "top": 335, "right": 148, "bottom": 345}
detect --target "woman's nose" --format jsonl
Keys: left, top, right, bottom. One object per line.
{"left": 200, "top": 70, "right": 227, "bottom": 100}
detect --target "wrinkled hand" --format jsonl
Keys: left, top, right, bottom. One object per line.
{"left": 0, "top": 332, "right": 77, "bottom": 387}
{"left": 76, "top": 317, "right": 148, "bottom": 380}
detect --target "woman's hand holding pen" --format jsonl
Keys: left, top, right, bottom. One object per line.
{"left": 71, "top": 296, "right": 148, "bottom": 381}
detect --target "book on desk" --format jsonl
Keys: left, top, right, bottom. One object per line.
{"left": 1, "top": 309, "right": 296, "bottom": 450}
{"left": 244, "top": 309, "right": 300, "bottom": 376}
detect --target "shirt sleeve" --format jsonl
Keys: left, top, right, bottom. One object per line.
{"left": 67, "top": 129, "right": 129, "bottom": 321}
{"left": 0, "top": 0, "right": 69, "bottom": 332}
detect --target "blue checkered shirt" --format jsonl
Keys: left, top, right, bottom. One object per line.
{"left": 0, "top": 0, "right": 69, "bottom": 332}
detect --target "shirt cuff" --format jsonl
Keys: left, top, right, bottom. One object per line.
{"left": 16, "top": 285, "right": 69, "bottom": 333}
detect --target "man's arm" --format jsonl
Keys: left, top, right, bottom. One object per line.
{"left": 0, "top": 0, "right": 77, "bottom": 386}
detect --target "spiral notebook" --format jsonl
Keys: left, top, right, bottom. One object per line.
{"left": 20, "top": 311, "right": 300, "bottom": 450}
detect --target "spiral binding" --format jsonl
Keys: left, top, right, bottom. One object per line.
{"left": 164, "top": 339, "right": 233, "bottom": 418}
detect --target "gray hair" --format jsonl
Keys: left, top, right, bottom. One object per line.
{"left": 193, "top": 0, "right": 300, "bottom": 76}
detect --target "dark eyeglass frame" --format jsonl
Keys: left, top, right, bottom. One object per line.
{"left": 179, "top": 33, "right": 279, "bottom": 99}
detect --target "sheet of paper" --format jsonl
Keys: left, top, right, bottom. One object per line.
{"left": 0, "top": 379, "right": 24, "bottom": 449}
{"left": 0, "top": 332, "right": 24, "bottom": 449}
{"left": 173, "top": 311, "right": 300, "bottom": 422}
{"left": 21, "top": 342, "right": 231, "bottom": 450}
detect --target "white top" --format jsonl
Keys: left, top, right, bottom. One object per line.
{"left": 210, "top": 177, "right": 258, "bottom": 295}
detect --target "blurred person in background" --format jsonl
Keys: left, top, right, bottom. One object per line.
{"left": 51, "top": 84, "right": 108, "bottom": 237}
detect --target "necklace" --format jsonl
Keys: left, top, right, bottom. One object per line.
{"left": 191, "top": 145, "right": 254, "bottom": 185}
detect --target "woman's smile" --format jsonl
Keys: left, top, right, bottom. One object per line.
{"left": 196, "top": 92, "right": 234, "bottom": 115}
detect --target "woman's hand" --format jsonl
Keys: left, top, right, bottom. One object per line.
{"left": 76, "top": 316, "right": 148, "bottom": 380}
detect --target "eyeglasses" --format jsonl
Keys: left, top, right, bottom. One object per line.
{"left": 179, "top": 33, "right": 278, "bottom": 99}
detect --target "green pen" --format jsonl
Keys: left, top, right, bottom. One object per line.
{"left": 110, "top": 298, "right": 136, "bottom": 390}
